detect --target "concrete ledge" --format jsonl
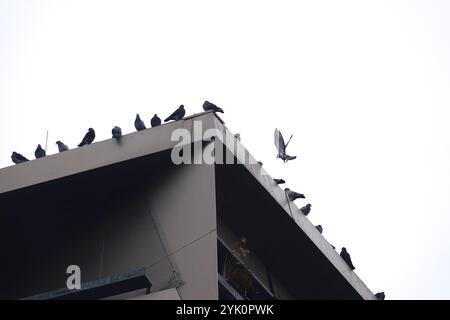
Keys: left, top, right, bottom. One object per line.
{"left": 0, "top": 111, "right": 216, "bottom": 194}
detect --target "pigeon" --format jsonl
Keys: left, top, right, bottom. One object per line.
{"left": 285, "top": 188, "right": 305, "bottom": 201}
{"left": 78, "top": 128, "right": 96, "bottom": 147}
{"left": 134, "top": 114, "right": 146, "bottom": 131}
{"left": 331, "top": 245, "right": 336, "bottom": 250}
{"left": 375, "top": 292, "right": 385, "bottom": 300}
{"left": 340, "top": 247, "right": 355, "bottom": 270}
{"left": 234, "top": 133, "right": 241, "bottom": 141}
{"left": 315, "top": 225, "right": 323, "bottom": 234}
{"left": 237, "top": 237, "right": 250, "bottom": 257}
{"left": 164, "top": 105, "right": 185, "bottom": 122}
{"left": 151, "top": 114, "right": 161, "bottom": 127}
{"left": 257, "top": 161, "right": 263, "bottom": 166}
{"left": 300, "top": 204, "right": 312, "bottom": 216}
{"left": 34, "top": 144, "right": 46, "bottom": 159}
{"left": 274, "top": 179, "right": 286, "bottom": 184}
{"left": 112, "top": 126, "right": 122, "bottom": 139}
{"left": 11, "top": 152, "right": 29, "bottom": 164}
{"left": 274, "top": 128, "right": 297, "bottom": 162}
{"left": 203, "top": 101, "right": 224, "bottom": 113}
{"left": 56, "top": 141, "right": 69, "bottom": 152}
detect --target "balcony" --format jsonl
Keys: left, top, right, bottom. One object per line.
{"left": 217, "top": 239, "right": 274, "bottom": 300}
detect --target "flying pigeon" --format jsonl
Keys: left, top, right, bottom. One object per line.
{"left": 112, "top": 126, "right": 122, "bottom": 139}
{"left": 274, "top": 179, "right": 286, "bottom": 184}
{"left": 274, "top": 128, "right": 297, "bottom": 162}
{"left": 300, "top": 204, "right": 312, "bottom": 216}
{"left": 315, "top": 225, "right": 323, "bottom": 234}
{"left": 78, "top": 128, "right": 95, "bottom": 147}
{"left": 11, "top": 152, "right": 29, "bottom": 164}
{"left": 134, "top": 114, "right": 146, "bottom": 131}
{"left": 151, "top": 114, "right": 161, "bottom": 127}
{"left": 340, "top": 247, "right": 355, "bottom": 270}
{"left": 164, "top": 105, "right": 185, "bottom": 122}
{"left": 285, "top": 188, "right": 305, "bottom": 201}
{"left": 203, "top": 101, "right": 224, "bottom": 113}
{"left": 34, "top": 144, "right": 46, "bottom": 159}
{"left": 56, "top": 141, "right": 69, "bottom": 152}
{"left": 375, "top": 292, "right": 385, "bottom": 300}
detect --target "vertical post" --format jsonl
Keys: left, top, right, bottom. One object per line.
{"left": 45, "top": 130, "right": 49, "bottom": 152}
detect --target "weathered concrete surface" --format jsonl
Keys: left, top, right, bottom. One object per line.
{"left": 0, "top": 111, "right": 216, "bottom": 194}
{"left": 0, "top": 111, "right": 375, "bottom": 300}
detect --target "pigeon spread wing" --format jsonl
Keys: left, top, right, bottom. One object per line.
{"left": 274, "top": 128, "right": 286, "bottom": 156}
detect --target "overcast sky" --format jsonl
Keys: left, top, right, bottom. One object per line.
{"left": 1, "top": 0, "right": 450, "bottom": 299}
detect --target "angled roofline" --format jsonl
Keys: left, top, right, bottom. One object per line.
{"left": 0, "top": 110, "right": 376, "bottom": 300}
{"left": 0, "top": 111, "right": 217, "bottom": 194}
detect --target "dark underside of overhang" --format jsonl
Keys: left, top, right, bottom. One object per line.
{"left": 215, "top": 163, "right": 363, "bottom": 300}
{"left": 0, "top": 141, "right": 363, "bottom": 300}
{"left": 0, "top": 148, "right": 176, "bottom": 299}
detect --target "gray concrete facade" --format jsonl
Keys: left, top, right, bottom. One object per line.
{"left": 0, "top": 111, "right": 375, "bottom": 300}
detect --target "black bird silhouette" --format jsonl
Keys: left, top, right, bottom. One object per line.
{"left": 300, "top": 204, "right": 312, "bottom": 216}
{"left": 78, "top": 128, "right": 95, "bottom": 147}
{"left": 164, "top": 105, "right": 185, "bottom": 122}
{"left": 203, "top": 101, "right": 224, "bottom": 113}
{"left": 340, "top": 247, "right": 355, "bottom": 270}
{"left": 134, "top": 114, "right": 146, "bottom": 131}
{"left": 274, "top": 128, "right": 296, "bottom": 162}
{"left": 375, "top": 292, "right": 385, "bottom": 300}
{"left": 315, "top": 225, "right": 323, "bottom": 233}
{"left": 34, "top": 144, "right": 46, "bottom": 159}
{"left": 274, "top": 179, "right": 286, "bottom": 184}
{"left": 112, "top": 126, "right": 122, "bottom": 139}
{"left": 11, "top": 152, "right": 29, "bottom": 164}
{"left": 284, "top": 188, "right": 305, "bottom": 201}
{"left": 151, "top": 114, "right": 161, "bottom": 127}
{"left": 56, "top": 141, "right": 69, "bottom": 152}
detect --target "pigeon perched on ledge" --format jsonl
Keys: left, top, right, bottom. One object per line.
{"left": 34, "top": 144, "right": 46, "bottom": 159}
{"left": 340, "top": 247, "right": 355, "bottom": 270}
{"left": 56, "top": 141, "right": 69, "bottom": 152}
{"left": 274, "top": 179, "right": 286, "bottom": 184}
{"left": 164, "top": 105, "right": 185, "bottom": 122}
{"left": 78, "top": 128, "right": 95, "bottom": 147}
{"left": 112, "top": 126, "right": 122, "bottom": 139}
{"left": 134, "top": 114, "right": 146, "bottom": 131}
{"left": 284, "top": 188, "right": 305, "bottom": 201}
{"left": 203, "top": 101, "right": 224, "bottom": 113}
{"left": 11, "top": 152, "right": 29, "bottom": 164}
{"left": 300, "top": 204, "right": 312, "bottom": 216}
{"left": 151, "top": 114, "right": 161, "bottom": 127}
{"left": 315, "top": 225, "right": 323, "bottom": 233}
{"left": 375, "top": 292, "right": 385, "bottom": 300}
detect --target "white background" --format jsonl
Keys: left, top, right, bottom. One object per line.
{"left": 1, "top": 0, "right": 450, "bottom": 299}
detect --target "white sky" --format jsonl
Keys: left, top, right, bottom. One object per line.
{"left": 1, "top": 0, "right": 450, "bottom": 299}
